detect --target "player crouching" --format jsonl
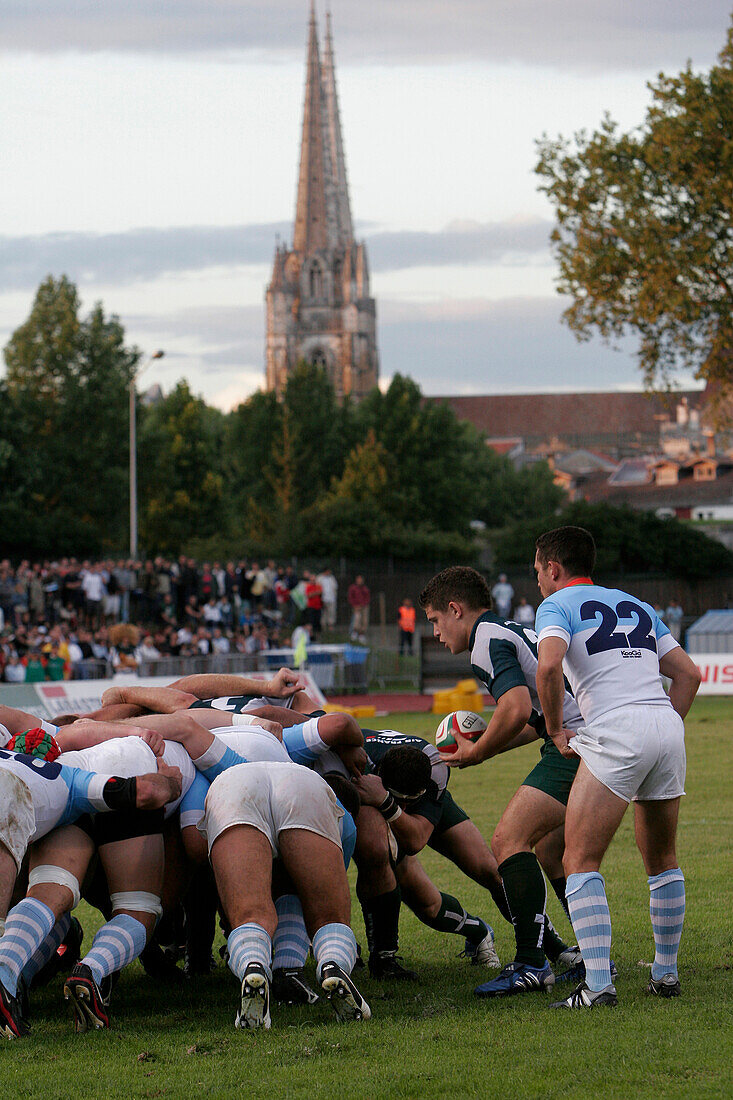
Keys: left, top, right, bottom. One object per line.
{"left": 202, "top": 761, "right": 370, "bottom": 1029}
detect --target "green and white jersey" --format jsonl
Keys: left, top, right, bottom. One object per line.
{"left": 469, "top": 612, "right": 583, "bottom": 734}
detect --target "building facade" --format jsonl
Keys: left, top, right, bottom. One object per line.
{"left": 265, "top": 8, "right": 379, "bottom": 401}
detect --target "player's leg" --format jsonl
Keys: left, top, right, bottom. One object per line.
{"left": 0, "top": 770, "right": 36, "bottom": 925}
{"left": 397, "top": 854, "right": 499, "bottom": 967}
{"left": 210, "top": 824, "right": 276, "bottom": 1030}
{"left": 278, "top": 828, "right": 370, "bottom": 1022}
{"left": 536, "top": 824, "right": 570, "bottom": 917}
{"left": 353, "top": 805, "right": 413, "bottom": 979}
{"left": 429, "top": 810, "right": 512, "bottom": 924}
{"left": 550, "top": 761, "right": 627, "bottom": 1008}
{"left": 0, "top": 845, "right": 17, "bottom": 931}
{"left": 0, "top": 824, "right": 92, "bottom": 1038}
{"left": 65, "top": 831, "right": 164, "bottom": 1032}
{"left": 270, "top": 850, "right": 318, "bottom": 1005}
{"left": 635, "top": 797, "right": 685, "bottom": 997}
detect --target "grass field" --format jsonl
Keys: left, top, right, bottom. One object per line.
{"left": 1, "top": 698, "right": 732, "bottom": 1099}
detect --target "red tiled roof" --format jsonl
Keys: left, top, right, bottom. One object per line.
{"left": 427, "top": 391, "right": 704, "bottom": 440}
{"left": 581, "top": 467, "right": 733, "bottom": 508}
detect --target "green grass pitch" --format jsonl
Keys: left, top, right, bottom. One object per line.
{"left": 1, "top": 698, "right": 731, "bottom": 1098}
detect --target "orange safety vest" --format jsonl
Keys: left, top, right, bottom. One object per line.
{"left": 398, "top": 605, "right": 416, "bottom": 633}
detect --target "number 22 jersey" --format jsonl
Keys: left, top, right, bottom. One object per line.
{"left": 535, "top": 583, "right": 679, "bottom": 725}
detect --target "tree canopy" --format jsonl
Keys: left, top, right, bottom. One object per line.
{"left": 2, "top": 276, "right": 139, "bottom": 556}
{"left": 493, "top": 501, "right": 733, "bottom": 581}
{"left": 536, "top": 20, "right": 733, "bottom": 405}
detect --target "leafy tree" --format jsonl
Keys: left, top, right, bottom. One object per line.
{"left": 137, "top": 382, "right": 227, "bottom": 555}
{"left": 224, "top": 390, "right": 282, "bottom": 515}
{"left": 2, "top": 276, "right": 138, "bottom": 556}
{"left": 536, "top": 21, "right": 733, "bottom": 402}
{"left": 493, "top": 501, "right": 733, "bottom": 580}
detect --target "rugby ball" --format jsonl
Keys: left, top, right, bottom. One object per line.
{"left": 435, "top": 710, "right": 487, "bottom": 755}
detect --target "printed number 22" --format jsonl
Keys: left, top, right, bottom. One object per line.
{"left": 581, "top": 600, "right": 657, "bottom": 656}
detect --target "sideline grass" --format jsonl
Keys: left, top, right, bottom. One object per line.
{"left": 1, "top": 699, "right": 731, "bottom": 1098}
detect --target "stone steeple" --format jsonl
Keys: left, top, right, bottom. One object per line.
{"left": 321, "top": 11, "right": 354, "bottom": 246}
{"left": 265, "top": 5, "right": 379, "bottom": 401}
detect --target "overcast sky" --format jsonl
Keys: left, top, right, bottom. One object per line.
{"left": 1, "top": 1, "right": 729, "bottom": 408}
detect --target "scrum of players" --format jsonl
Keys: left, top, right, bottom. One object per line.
{"left": 0, "top": 539, "right": 698, "bottom": 1037}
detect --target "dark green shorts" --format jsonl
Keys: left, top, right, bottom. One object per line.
{"left": 522, "top": 739, "right": 579, "bottom": 807}
{"left": 429, "top": 790, "right": 470, "bottom": 840}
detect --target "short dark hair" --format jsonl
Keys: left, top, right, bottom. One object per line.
{"left": 378, "top": 746, "right": 432, "bottom": 798}
{"left": 535, "top": 526, "right": 596, "bottom": 577}
{"left": 419, "top": 566, "right": 492, "bottom": 612}
{"left": 322, "top": 772, "right": 360, "bottom": 819}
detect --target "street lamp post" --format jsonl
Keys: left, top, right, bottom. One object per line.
{"left": 130, "top": 350, "right": 165, "bottom": 558}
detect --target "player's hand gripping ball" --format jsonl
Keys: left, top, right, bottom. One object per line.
{"left": 435, "top": 711, "right": 487, "bottom": 755}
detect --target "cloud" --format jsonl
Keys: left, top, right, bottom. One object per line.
{"left": 118, "top": 293, "right": 649, "bottom": 410}
{"left": 377, "top": 295, "right": 644, "bottom": 393}
{"left": 0, "top": 224, "right": 288, "bottom": 292}
{"left": 0, "top": 218, "right": 552, "bottom": 291}
{"left": 1, "top": 0, "right": 729, "bottom": 69}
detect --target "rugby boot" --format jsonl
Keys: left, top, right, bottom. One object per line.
{"left": 0, "top": 977, "right": 30, "bottom": 1039}
{"left": 63, "top": 963, "right": 112, "bottom": 1032}
{"left": 647, "top": 973, "right": 681, "bottom": 998}
{"left": 475, "top": 960, "right": 555, "bottom": 998}
{"left": 462, "top": 924, "right": 500, "bottom": 968}
{"left": 550, "top": 979, "right": 618, "bottom": 1009}
{"left": 320, "top": 962, "right": 371, "bottom": 1022}
{"left": 272, "top": 967, "right": 319, "bottom": 1005}
{"left": 368, "top": 950, "right": 418, "bottom": 981}
{"left": 235, "top": 963, "right": 271, "bottom": 1030}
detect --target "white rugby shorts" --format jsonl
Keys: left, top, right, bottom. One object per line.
{"left": 202, "top": 761, "right": 344, "bottom": 856}
{"left": 0, "top": 769, "right": 36, "bottom": 870}
{"left": 571, "top": 705, "right": 686, "bottom": 803}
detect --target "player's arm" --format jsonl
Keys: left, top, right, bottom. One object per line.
{"left": 444, "top": 686, "right": 533, "bottom": 768}
{"left": 282, "top": 712, "right": 367, "bottom": 774}
{"left": 352, "top": 773, "right": 434, "bottom": 855}
{"left": 0, "top": 704, "right": 46, "bottom": 735}
{"left": 116, "top": 710, "right": 223, "bottom": 758}
{"left": 54, "top": 718, "right": 167, "bottom": 757}
{"left": 536, "top": 636, "right": 575, "bottom": 757}
{"left": 659, "top": 646, "right": 702, "bottom": 719}
{"left": 168, "top": 668, "right": 306, "bottom": 700}
{"left": 100, "top": 685, "right": 198, "bottom": 712}
{"left": 245, "top": 705, "right": 310, "bottom": 725}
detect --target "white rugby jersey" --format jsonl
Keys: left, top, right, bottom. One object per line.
{"left": 58, "top": 736, "right": 195, "bottom": 817}
{"left": 535, "top": 582, "right": 679, "bottom": 725}
{"left": 470, "top": 613, "right": 583, "bottom": 732}
{"left": 0, "top": 749, "right": 114, "bottom": 840}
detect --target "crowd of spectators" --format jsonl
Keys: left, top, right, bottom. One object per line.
{"left": 0, "top": 557, "right": 347, "bottom": 683}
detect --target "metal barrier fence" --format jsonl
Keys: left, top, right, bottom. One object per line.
{"left": 66, "top": 647, "right": 422, "bottom": 695}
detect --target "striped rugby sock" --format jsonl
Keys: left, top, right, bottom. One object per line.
{"left": 313, "top": 923, "right": 357, "bottom": 982}
{"left": 566, "top": 871, "right": 613, "bottom": 992}
{"left": 272, "top": 895, "right": 310, "bottom": 970}
{"left": 0, "top": 898, "right": 55, "bottom": 997}
{"left": 649, "top": 869, "right": 685, "bottom": 981}
{"left": 83, "top": 914, "right": 147, "bottom": 985}
{"left": 21, "top": 912, "right": 72, "bottom": 988}
{"left": 227, "top": 923, "right": 272, "bottom": 983}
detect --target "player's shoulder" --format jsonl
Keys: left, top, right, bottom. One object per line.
{"left": 471, "top": 612, "right": 530, "bottom": 650}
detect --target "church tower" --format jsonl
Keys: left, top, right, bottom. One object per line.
{"left": 265, "top": 6, "right": 379, "bottom": 400}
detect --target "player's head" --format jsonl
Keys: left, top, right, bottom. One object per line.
{"left": 419, "top": 567, "right": 491, "bottom": 653}
{"left": 534, "top": 526, "right": 596, "bottom": 597}
{"left": 322, "top": 771, "right": 360, "bottom": 819}
{"left": 378, "top": 746, "right": 431, "bottom": 803}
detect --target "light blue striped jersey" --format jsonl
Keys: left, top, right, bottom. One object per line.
{"left": 0, "top": 748, "right": 116, "bottom": 840}
{"left": 535, "top": 583, "right": 678, "bottom": 724}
